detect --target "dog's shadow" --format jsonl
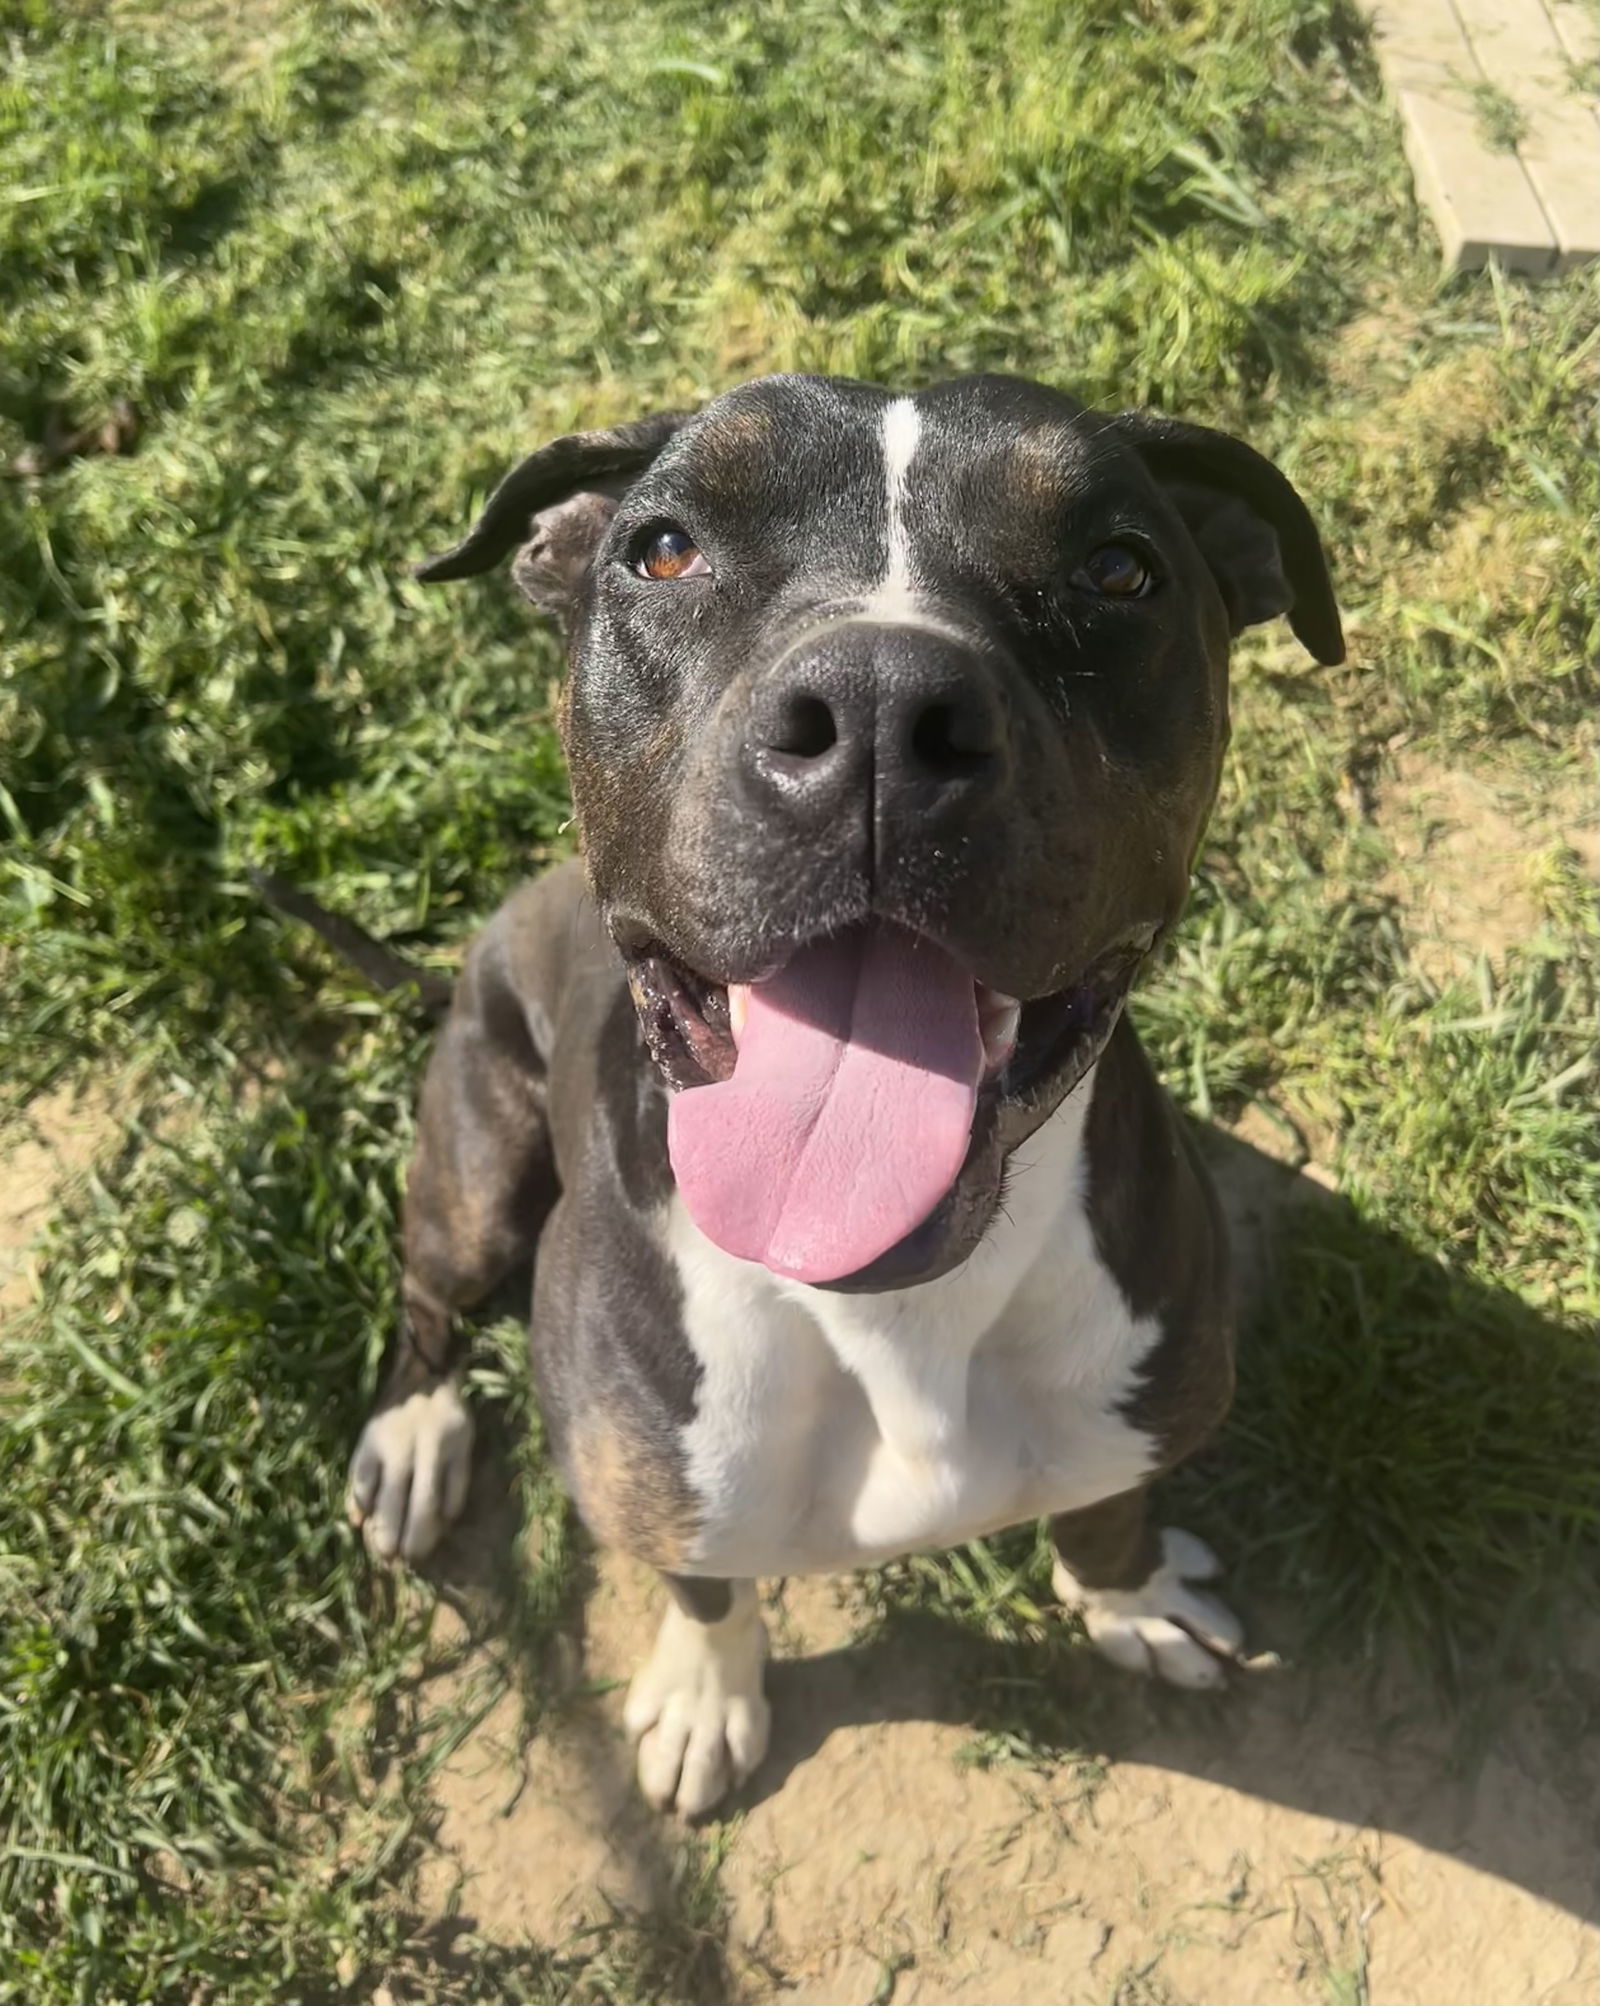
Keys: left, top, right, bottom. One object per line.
{"left": 742, "top": 1599, "right": 1599, "bottom": 1932}
{"left": 433, "top": 1127, "right": 1600, "bottom": 1936}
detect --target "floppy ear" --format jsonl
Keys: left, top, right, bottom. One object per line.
{"left": 414, "top": 409, "right": 693, "bottom": 611}
{"left": 1105, "top": 411, "right": 1344, "bottom": 665}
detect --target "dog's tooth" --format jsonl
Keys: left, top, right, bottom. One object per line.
{"left": 978, "top": 985, "right": 1020, "bottom": 1022}
{"left": 979, "top": 992, "right": 1021, "bottom": 1072}
{"left": 728, "top": 984, "right": 749, "bottom": 1046}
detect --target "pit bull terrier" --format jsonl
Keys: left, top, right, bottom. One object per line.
{"left": 345, "top": 373, "right": 1342, "bottom": 1816}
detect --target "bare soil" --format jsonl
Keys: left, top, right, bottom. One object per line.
{"left": 0, "top": 1083, "right": 119, "bottom": 1320}
{"left": 1375, "top": 747, "right": 1600, "bottom": 987}
{"left": 421, "top": 1521, "right": 1600, "bottom": 2004}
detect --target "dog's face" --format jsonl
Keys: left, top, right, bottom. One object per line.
{"left": 422, "top": 374, "right": 1341, "bottom": 1290}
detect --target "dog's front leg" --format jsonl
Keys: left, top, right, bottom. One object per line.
{"left": 623, "top": 1575, "right": 770, "bottom": 1817}
{"left": 346, "top": 1282, "right": 475, "bottom": 1564}
{"left": 1050, "top": 1488, "right": 1244, "bottom": 1689}
{"left": 348, "top": 905, "right": 559, "bottom": 1563}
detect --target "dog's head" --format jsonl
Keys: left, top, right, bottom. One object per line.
{"left": 420, "top": 374, "right": 1341, "bottom": 1290}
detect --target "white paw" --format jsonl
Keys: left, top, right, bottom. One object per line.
{"left": 1054, "top": 1527, "right": 1244, "bottom": 1690}
{"left": 623, "top": 1585, "right": 771, "bottom": 1817}
{"left": 346, "top": 1381, "right": 474, "bottom": 1563}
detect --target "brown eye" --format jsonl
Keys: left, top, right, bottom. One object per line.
{"left": 637, "top": 527, "right": 709, "bottom": 580}
{"left": 1077, "top": 543, "right": 1153, "bottom": 597}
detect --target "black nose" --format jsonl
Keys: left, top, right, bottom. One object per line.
{"left": 743, "top": 624, "right": 1007, "bottom": 832}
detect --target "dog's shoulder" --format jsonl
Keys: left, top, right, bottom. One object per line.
{"left": 1082, "top": 1016, "right": 1235, "bottom": 1468}
{"left": 460, "top": 856, "right": 611, "bottom": 1032}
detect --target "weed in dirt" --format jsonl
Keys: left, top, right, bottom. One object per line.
{"left": 1104, "top": 1953, "right": 1180, "bottom": 2005}
{"left": 344, "top": 1824, "right": 732, "bottom": 2004}
{"left": 1464, "top": 79, "right": 1531, "bottom": 156}
{"left": 1288, "top": 1849, "right": 1383, "bottom": 2006}
{"left": 3, "top": 0, "right": 1599, "bottom": 1995}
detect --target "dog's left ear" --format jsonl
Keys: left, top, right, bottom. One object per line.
{"left": 414, "top": 409, "right": 693, "bottom": 612}
{"left": 1106, "top": 412, "right": 1344, "bottom": 665}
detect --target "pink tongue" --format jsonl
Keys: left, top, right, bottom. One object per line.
{"left": 667, "top": 930, "right": 983, "bottom": 1284}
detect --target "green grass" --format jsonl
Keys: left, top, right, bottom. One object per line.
{"left": 1, "top": 0, "right": 1597, "bottom": 1997}
{"left": 1464, "top": 78, "right": 1531, "bottom": 157}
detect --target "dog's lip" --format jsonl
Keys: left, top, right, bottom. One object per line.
{"left": 625, "top": 952, "right": 738, "bottom": 1091}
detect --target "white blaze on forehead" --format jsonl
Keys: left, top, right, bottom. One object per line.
{"left": 864, "top": 395, "right": 923, "bottom": 623}
{"left": 881, "top": 395, "right": 921, "bottom": 588}
{"left": 850, "top": 393, "right": 964, "bottom": 639}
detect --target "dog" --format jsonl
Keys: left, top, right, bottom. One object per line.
{"left": 343, "top": 372, "right": 1343, "bottom": 1817}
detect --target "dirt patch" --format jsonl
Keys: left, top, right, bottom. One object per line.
{"left": 1338, "top": 351, "right": 1505, "bottom": 499}
{"left": 724, "top": 1633, "right": 1600, "bottom": 2006}
{"left": 1412, "top": 505, "right": 1570, "bottom": 633}
{"left": 420, "top": 1536, "right": 1600, "bottom": 2005}
{"left": 1375, "top": 747, "right": 1599, "bottom": 985}
{"left": 1327, "top": 287, "right": 1428, "bottom": 394}
{"left": 415, "top": 1605, "right": 670, "bottom": 1947}
{"left": 0, "top": 1083, "right": 120, "bottom": 1321}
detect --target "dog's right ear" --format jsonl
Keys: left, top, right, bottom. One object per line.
{"left": 1103, "top": 410, "right": 1344, "bottom": 666}
{"left": 414, "top": 410, "right": 692, "bottom": 612}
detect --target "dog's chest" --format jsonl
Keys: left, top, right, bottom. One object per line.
{"left": 661, "top": 1080, "right": 1162, "bottom": 1578}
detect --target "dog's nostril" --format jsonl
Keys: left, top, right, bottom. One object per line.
{"left": 771, "top": 694, "right": 838, "bottom": 761}
{"left": 911, "top": 699, "right": 995, "bottom": 777}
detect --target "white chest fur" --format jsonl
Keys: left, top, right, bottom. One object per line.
{"left": 661, "top": 1074, "right": 1163, "bottom": 1579}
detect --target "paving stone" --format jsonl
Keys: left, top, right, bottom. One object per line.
{"left": 1543, "top": 0, "right": 1600, "bottom": 80}
{"left": 1367, "top": 0, "right": 1557, "bottom": 271}
{"left": 1363, "top": 0, "right": 1600, "bottom": 273}
{"left": 1455, "top": 0, "right": 1600, "bottom": 269}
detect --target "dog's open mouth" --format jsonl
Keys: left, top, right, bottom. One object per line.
{"left": 627, "top": 924, "right": 1145, "bottom": 1286}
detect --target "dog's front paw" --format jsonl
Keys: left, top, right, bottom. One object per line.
{"left": 1053, "top": 1526, "right": 1243, "bottom": 1689}
{"left": 346, "top": 1380, "right": 473, "bottom": 1563}
{"left": 623, "top": 1585, "right": 770, "bottom": 1817}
